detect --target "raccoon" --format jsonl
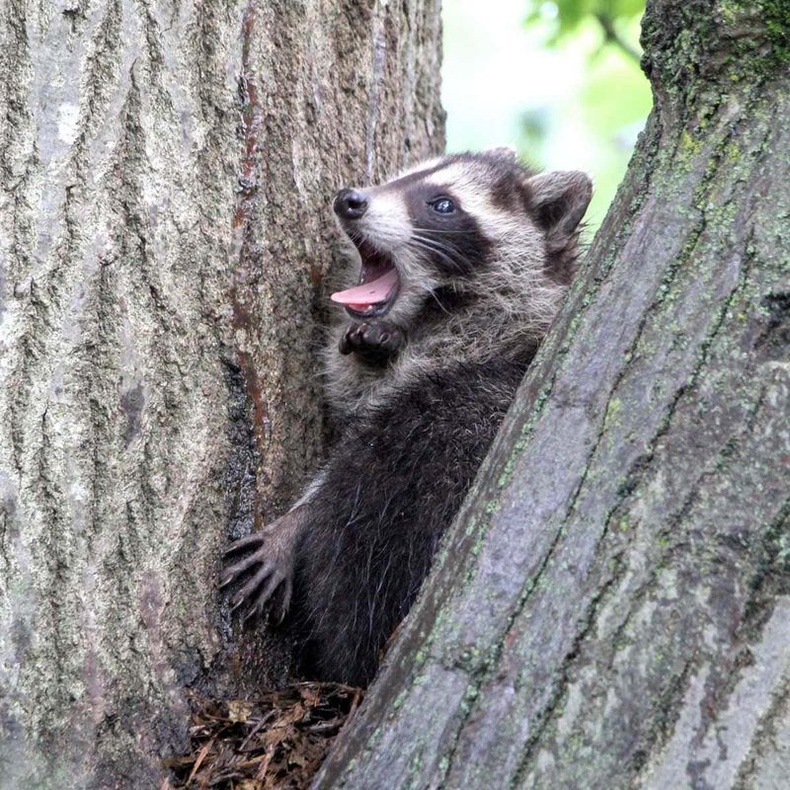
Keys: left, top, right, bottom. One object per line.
{"left": 223, "top": 150, "right": 592, "bottom": 687}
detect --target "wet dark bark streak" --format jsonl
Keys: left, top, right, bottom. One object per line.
{"left": 231, "top": 0, "right": 270, "bottom": 534}
{"left": 0, "top": 0, "right": 443, "bottom": 785}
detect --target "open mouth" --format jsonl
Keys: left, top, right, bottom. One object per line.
{"left": 330, "top": 240, "right": 400, "bottom": 318}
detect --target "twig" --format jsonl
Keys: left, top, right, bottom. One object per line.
{"left": 595, "top": 12, "right": 641, "bottom": 64}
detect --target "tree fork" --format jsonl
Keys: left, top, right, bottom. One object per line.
{"left": 317, "top": 1, "right": 790, "bottom": 787}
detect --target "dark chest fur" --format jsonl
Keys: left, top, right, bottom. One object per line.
{"left": 290, "top": 357, "right": 528, "bottom": 686}
{"left": 222, "top": 150, "right": 591, "bottom": 688}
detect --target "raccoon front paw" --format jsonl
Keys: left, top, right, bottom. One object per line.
{"left": 220, "top": 512, "right": 301, "bottom": 623}
{"left": 339, "top": 321, "right": 404, "bottom": 361}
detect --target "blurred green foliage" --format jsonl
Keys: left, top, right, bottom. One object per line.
{"left": 522, "top": 0, "right": 650, "bottom": 226}
{"left": 527, "top": 0, "right": 645, "bottom": 45}
{"left": 443, "top": 0, "right": 650, "bottom": 229}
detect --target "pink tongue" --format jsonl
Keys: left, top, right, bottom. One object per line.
{"left": 330, "top": 268, "right": 398, "bottom": 308}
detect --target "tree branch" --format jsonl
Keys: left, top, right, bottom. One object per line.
{"left": 595, "top": 12, "right": 642, "bottom": 64}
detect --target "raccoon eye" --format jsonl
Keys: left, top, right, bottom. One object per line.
{"left": 429, "top": 197, "right": 455, "bottom": 215}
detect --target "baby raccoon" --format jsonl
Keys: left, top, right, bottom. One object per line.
{"left": 223, "top": 149, "right": 592, "bottom": 687}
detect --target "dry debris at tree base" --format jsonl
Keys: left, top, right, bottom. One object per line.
{"left": 162, "top": 683, "right": 363, "bottom": 789}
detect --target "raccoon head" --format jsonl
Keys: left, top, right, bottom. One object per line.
{"left": 330, "top": 149, "right": 592, "bottom": 333}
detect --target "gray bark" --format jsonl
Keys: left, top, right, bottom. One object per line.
{"left": 0, "top": 0, "right": 443, "bottom": 786}
{"left": 316, "top": 1, "right": 790, "bottom": 787}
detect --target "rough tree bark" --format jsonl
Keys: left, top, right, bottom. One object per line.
{"left": 317, "top": 1, "right": 790, "bottom": 787}
{"left": 0, "top": 0, "right": 442, "bottom": 786}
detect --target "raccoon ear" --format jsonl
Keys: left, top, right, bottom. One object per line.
{"left": 525, "top": 170, "right": 593, "bottom": 238}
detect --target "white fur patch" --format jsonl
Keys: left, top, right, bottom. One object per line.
{"left": 326, "top": 153, "right": 580, "bottom": 418}
{"left": 422, "top": 163, "right": 534, "bottom": 245}
{"left": 395, "top": 156, "right": 447, "bottom": 179}
{"left": 355, "top": 190, "right": 411, "bottom": 252}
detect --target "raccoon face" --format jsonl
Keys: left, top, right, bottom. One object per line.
{"left": 331, "top": 150, "right": 592, "bottom": 323}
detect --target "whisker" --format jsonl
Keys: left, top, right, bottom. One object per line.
{"left": 409, "top": 226, "right": 477, "bottom": 235}
{"left": 410, "top": 234, "right": 474, "bottom": 273}
{"left": 409, "top": 238, "right": 464, "bottom": 272}
{"left": 428, "top": 289, "right": 452, "bottom": 315}
{"left": 411, "top": 232, "right": 460, "bottom": 254}
{"left": 412, "top": 244, "right": 471, "bottom": 273}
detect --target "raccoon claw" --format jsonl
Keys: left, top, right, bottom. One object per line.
{"left": 233, "top": 563, "right": 293, "bottom": 624}
{"left": 221, "top": 511, "right": 303, "bottom": 622}
{"left": 340, "top": 321, "right": 404, "bottom": 359}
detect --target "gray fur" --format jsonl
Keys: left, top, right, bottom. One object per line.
{"left": 223, "top": 150, "right": 592, "bottom": 686}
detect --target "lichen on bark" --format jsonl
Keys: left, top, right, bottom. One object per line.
{"left": 0, "top": 0, "right": 443, "bottom": 786}
{"left": 315, "top": 1, "right": 790, "bottom": 787}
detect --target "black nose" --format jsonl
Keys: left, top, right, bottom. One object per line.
{"left": 334, "top": 188, "right": 368, "bottom": 220}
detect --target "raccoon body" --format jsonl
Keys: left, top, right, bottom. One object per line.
{"left": 223, "top": 150, "right": 592, "bottom": 687}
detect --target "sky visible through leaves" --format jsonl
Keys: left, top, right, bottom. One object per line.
{"left": 442, "top": 0, "right": 650, "bottom": 230}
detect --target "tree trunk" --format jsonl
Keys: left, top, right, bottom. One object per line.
{"left": 0, "top": 0, "right": 442, "bottom": 786}
{"left": 316, "top": 2, "right": 790, "bottom": 787}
